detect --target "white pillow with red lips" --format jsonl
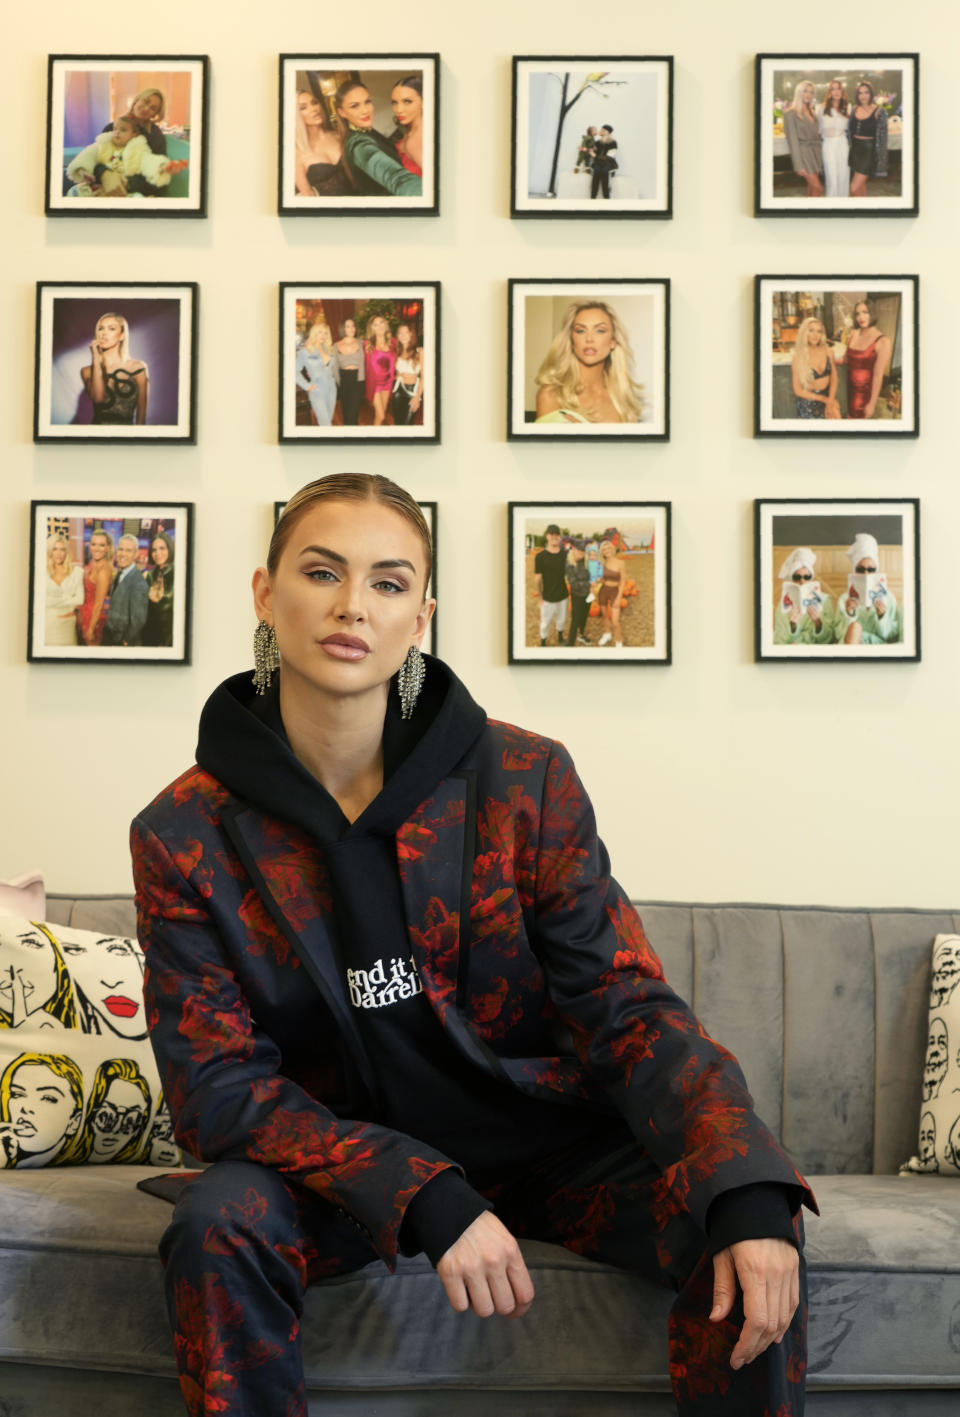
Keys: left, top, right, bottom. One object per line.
{"left": 0, "top": 915, "right": 181, "bottom": 1170}
{"left": 901, "top": 934, "right": 960, "bottom": 1178}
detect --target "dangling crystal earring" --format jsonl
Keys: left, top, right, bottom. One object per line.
{"left": 252, "top": 620, "right": 279, "bottom": 695}
{"left": 397, "top": 644, "right": 425, "bottom": 720}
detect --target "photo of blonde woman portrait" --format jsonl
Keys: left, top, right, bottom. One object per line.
{"left": 755, "top": 277, "right": 917, "bottom": 437}
{"left": 508, "top": 279, "right": 668, "bottom": 440}
{"left": 45, "top": 55, "right": 208, "bottom": 217}
{"left": 755, "top": 54, "right": 917, "bottom": 215}
{"left": 278, "top": 54, "right": 438, "bottom": 215}
{"left": 754, "top": 499, "right": 919, "bottom": 661}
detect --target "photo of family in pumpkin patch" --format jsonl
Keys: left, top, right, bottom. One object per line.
{"left": 509, "top": 503, "right": 671, "bottom": 663}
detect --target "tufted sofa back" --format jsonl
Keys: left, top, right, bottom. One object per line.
{"left": 47, "top": 895, "right": 957, "bottom": 1180}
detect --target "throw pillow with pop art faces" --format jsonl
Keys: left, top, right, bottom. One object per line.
{"left": 0, "top": 915, "right": 180, "bottom": 1170}
{"left": 902, "top": 935, "right": 960, "bottom": 1177}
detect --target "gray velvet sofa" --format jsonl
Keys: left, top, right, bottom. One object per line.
{"left": 2, "top": 896, "right": 959, "bottom": 1417}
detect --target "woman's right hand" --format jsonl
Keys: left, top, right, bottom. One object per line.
{"left": 845, "top": 597, "right": 858, "bottom": 617}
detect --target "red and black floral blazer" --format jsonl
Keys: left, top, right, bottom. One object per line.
{"left": 131, "top": 719, "right": 812, "bottom": 1267}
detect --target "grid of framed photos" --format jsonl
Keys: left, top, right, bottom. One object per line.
{"left": 27, "top": 48, "right": 931, "bottom": 674}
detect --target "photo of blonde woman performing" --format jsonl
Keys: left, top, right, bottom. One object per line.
{"left": 0, "top": 1053, "right": 84, "bottom": 1169}
{"left": 783, "top": 82, "right": 823, "bottom": 197}
{"left": 391, "top": 323, "right": 423, "bottom": 425}
{"left": 335, "top": 79, "right": 422, "bottom": 197}
{"left": 81, "top": 313, "right": 148, "bottom": 426}
{"left": 294, "top": 87, "right": 347, "bottom": 197}
{"left": 849, "top": 81, "right": 888, "bottom": 198}
{"left": 818, "top": 81, "right": 850, "bottom": 197}
{"left": 535, "top": 301, "right": 643, "bottom": 425}
{"left": 834, "top": 300, "right": 891, "bottom": 420}
{"left": 44, "top": 534, "right": 84, "bottom": 645}
{"left": 791, "top": 318, "right": 838, "bottom": 419}
{"left": 296, "top": 322, "right": 340, "bottom": 427}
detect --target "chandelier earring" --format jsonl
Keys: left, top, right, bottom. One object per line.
{"left": 397, "top": 644, "right": 425, "bottom": 720}
{"left": 252, "top": 620, "right": 279, "bottom": 695}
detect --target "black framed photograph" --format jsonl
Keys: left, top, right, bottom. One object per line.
{"left": 278, "top": 54, "right": 438, "bottom": 215}
{"left": 34, "top": 282, "right": 198, "bottom": 443}
{"left": 511, "top": 56, "right": 673, "bottom": 218}
{"left": 508, "top": 279, "right": 668, "bottom": 440}
{"left": 755, "top": 276, "right": 917, "bottom": 437}
{"left": 755, "top": 54, "right": 918, "bottom": 216}
{"left": 28, "top": 501, "right": 194, "bottom": 664}
{"left": 755, "top": 499, "right": 919, "bottom": 662}
{"left": 45, "top": 55, "right": 208, "bottom": 217}
{"left": 508, "top": 502, "right": 671, "bottom": 664}
{"left": 273, "top": 498, "right": 438, "bottom": 655}
{"left": 279, "top": 283, "right": 439, "bottom": 443}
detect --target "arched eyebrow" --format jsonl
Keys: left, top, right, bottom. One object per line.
{"left": 298, "top": 545, "right": 416, "bottom": 574}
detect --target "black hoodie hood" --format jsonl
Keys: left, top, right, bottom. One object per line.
{"left": 195, "top": 654, "right": 487, "bottom": 844}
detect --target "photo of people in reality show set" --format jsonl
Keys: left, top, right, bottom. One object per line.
{"left": 511, "top": 282, "right": 667, "bottom": 438}
{"left": 756, "top": 504, "right": 919, "bottom": 661}
{"left": 46, "top": 59, "right": 205, "bottom": 213}
{"left": 0, "top": 919, "right": 180, "bottom": 1170}
{"left": 280, "top": 56, "right": 436, "bottom": 212}
{"left": 36, "top": 514, "right": 181, "bottom": 656}
{"left": 511, "top": 505, "right": 670, "bottom": 662}
{"left": 285, "top": 290, "right": 434, "bottom": 440}
{"left": 513, "top": 59, "right": 671, "bottom": 216}
{"left": 759, "top": 281, "right": 916, "bottom": 435}
{"left": 757, "top": 57, "right": 916, "bottom": 213}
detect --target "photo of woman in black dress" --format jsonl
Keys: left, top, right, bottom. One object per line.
{"left": 848, "top": 81, "right": 888, "bottom": 198}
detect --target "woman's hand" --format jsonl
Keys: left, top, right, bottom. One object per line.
{"left": 825, "top": 397, "right": 841, "bottom": 419}
{"left": 864, "top": 399, "right": 877, "bottom": 419}
{"left": 148, "top": 581, "right": 164, "bottom": 603}
{"left": 436, "top": 1212, "right": 535, "bottom": 1319}
{"left": 845, "top": 597, "right": 858, "bottom": 617}
{"left": 411, "top": 395, "right": 422, "bottom": 413}
{"left": 788, "top": 606, "right": 800, "bottom": 629}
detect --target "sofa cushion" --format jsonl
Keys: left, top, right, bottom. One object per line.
{"left": 0, "top": 916, "right": 180, "bottom": 1170}
{"left": 900, "top": 935, "right": 960, "bottom": 1176}
{"left": 0, "top": 871, "right": 45, "bottom": 920}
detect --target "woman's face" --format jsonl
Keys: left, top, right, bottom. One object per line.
{"left": 58, "top": 930, "right": 146, "bottom": 1039}
{"left": 151, "top": 538, "right": 169, "bottom": 567}
{"left": 391, "top": 84, "right": 422, "bottom": 127}
{"left": 396, "top": 324, "right": 412, "bottom": 348}
{"left": 792, "top": 567, "right": 814, "bottom": 583}
{"left": 131, "top": 92, "right": 162, "bottom": 123}
{"left": 0, "top": 928, "right": 58, "bottom": 1020}
{"left": 800, "top": 83, "right": 815, "bottom": 107}
{"left": 6, "top": 1063, "right": 81, "bottom": 1157}
{"left": 337, "top": 86, "right": 374, "bottom": 129}
{"left": 298, "top": 91, "right": 324, "bottom": 126}
{"left": 600, "top": 541, "right": 615, "bottom": 560}
{"left": 343, "top": 319, "right": 357, "bottom": 339}
{"left": 855, "top": 558, "right": 878, "bottom": 574}
{"left": 857, "top": 85, "right": 872, "bottom": 106}
{"left": 828, "top": 82, "right": 843, "bottom": 102}
{"left": 372, "top": 316, "right": 389, "bottom": 340}
{"left": 807, "top": 322, "right": 825, "bottom": 347}
{"left": 255, "top": 499, "right": 433, "bottom": 706}
{"left": 89, "top": 533, "right": 109, "bottom": 562}
{"left": 90, "top": 1078, "right": 148, "bottom": 1161}
{"left": 570, "top": 308, "right": 615, "bottom": 367}
{"left": 854, "top": 303, "right": 871, "bottom": 328}
{"left": 51, "top": 543, "right": 66, "bottom": 566}
{"left": 96, "top": 317, "right": 123, "bottom": 352}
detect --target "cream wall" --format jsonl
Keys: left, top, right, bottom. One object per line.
{"left": 3, "top": 2, "right": 955, "bottom": 906}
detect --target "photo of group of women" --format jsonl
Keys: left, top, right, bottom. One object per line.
{"left": 280, "top": 284, "right": 438, "bottom": 442}
{"left": 755, "top": 500, "right": 919, "bottom": 661}
{"left": 756, "top": 277, "right": 917, "bottom": 436}
{"left": 511, "top": 57, "right": 672, "bottom": 217}
{"left": 509, "top": 280, "right": 668, "bottom": 439}
{"left": 34, "top": 284, "right": 197, "bottom": 442}
{"left": 28, "top": 502, "right": 192, "bottom": 663}
{"left": 0, "top": 918, "right": 180, "bottom": 1170}
{"left": 756, "top": 54, "right": 917, "bottom": 215}
{"left": 279, "top": 55, "right": 437, "bottom": 214}
{"left": 45, "top": 56, "right": 207, "bottom": 216}
{"left": 509, "top": 502, "right": 670, "bottom": 663}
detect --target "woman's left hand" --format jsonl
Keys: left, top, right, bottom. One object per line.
{"left": 411, "top": 396, "right": 421, "bottom": 413}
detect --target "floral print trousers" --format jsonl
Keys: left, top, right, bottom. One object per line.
{"left": 160, "top": 1136, "right": 806, "bottom": 1417}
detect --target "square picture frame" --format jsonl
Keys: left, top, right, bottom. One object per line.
{"left": 273, "top": 498, "right": 438, "bottom": 655}
{"left": 507, "top": 279, "right": 669, "bottom": 440}
{"left": 34, "top": 282, "right": 198, "bottom": 443}
{"left": 754, "top": 498, "right": 920, "bottom": 662}
{"left": 45, "top": 55, "right": 209, "bottom": 217}
{"left": 755, "top": 276, "right": 917, "bottom": 437}
{"left": 278, "top": 54, "right": 439, "bottom": 215}
{"left": 511, "top": 56, "right": 673, "bottom": 218}
{"left": 755, "top": 54, "right": 918, "bottom": 216}
{"left": 508, "top": 502, "right": 671, "bottom": 664}
{"left": 28, "top": 501, "right": 194, "bottom": 664}
{"left": 279, "top": 283, "right": 440, "bottom": 443}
